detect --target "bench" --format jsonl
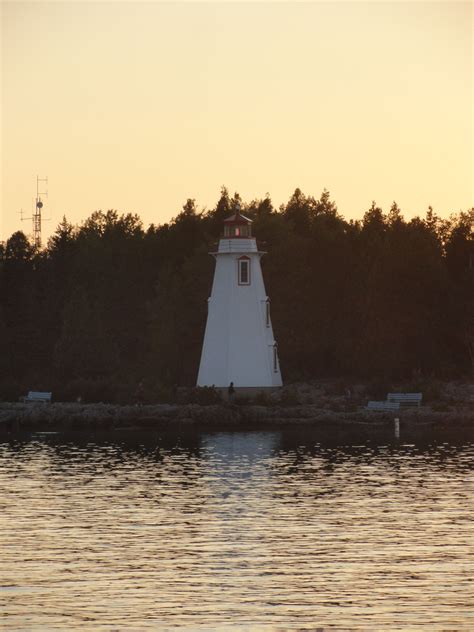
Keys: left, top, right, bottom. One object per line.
{"left": 387, "top": 393, "right": 422, "bottom": 407}
{"left": 366, "top": 400, "right": 400, "bottom": 411}
{"left": 22, "top": 391, "right": 52, "bottom": 404}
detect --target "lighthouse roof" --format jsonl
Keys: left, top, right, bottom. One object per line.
{"left": 224, "top": 213, "right": 252, "bottom": 224}
{"left": 224, "top": 203, "right": 252, "bottom": 225}
{"left": 223, "top": 211, "right": 252, "bottom": 225}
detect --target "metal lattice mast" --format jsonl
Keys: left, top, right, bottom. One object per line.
{"left": 20, "top": 176, "right": 48, "bottom": 249}
{"left": 33, "top": 176, "right": 48, "bottom": 249}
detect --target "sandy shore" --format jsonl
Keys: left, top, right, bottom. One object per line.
{"left": 0, "top": 401, "right": 472, "bottom": 432}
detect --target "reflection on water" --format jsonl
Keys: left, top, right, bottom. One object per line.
{"left": 1, "top": 428, "right": 473, "bottom": 630}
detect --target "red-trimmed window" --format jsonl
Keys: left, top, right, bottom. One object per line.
{"left": 238, "top": 256, "right": 250, "bottom": 285}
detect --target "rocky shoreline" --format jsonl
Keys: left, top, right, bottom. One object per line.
{"left": 0, "top": 401, "right": 472, "bottom": 433}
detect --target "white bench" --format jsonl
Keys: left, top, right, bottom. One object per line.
{"left": 22, "top": 391, "right": 52, "bottom": 403}
{"left": 367, "top": 400, "right": 400, "bottom": 411}
{"left": 387, "top": 393, "right": 422, "bottom": 407}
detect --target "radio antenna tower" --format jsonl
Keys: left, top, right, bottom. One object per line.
{"left": 20, "top": 176, "right": 48, "bottom": 249}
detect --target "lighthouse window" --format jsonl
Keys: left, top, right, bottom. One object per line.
{"left": 238, "top": 259, "right": 250, "bottom": 285}
{"left": 224, "top": 225, "right": 251, "bottom": 238}
{"left": 265, "top": 300, "right": 270, "bottom": 327}
{"left": 273, "top": 344, "right": 278, "bottom": 372}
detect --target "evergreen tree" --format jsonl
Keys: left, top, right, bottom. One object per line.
{"left": 0, "top": 191, "right": 471, "bottom": 400}
{"left": 54, "top": 287, "right": 119, "bottom": 379}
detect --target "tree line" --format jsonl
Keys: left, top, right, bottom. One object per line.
{"left": 0, "top": 188, "right": 472, "bottom": 402}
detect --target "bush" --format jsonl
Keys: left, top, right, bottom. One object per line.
{"left": 365, "top": 378, "right": 393, "bottom": 400}
{"left": 186, "top": 386, "right": 222, "bottom": 405}
{"left": 146, "top": 381, "right": 174, "bottom": 404}
{"left": 0, "top": 378, "right": 26, "bottom": 402}
{"left": 324, "top": 379, "right": 351, "bottom": 397}
{"left": 431, "top": 402, "right": 451, "bottom": 412}
{"left": 344, "top": 402, "right": 359, "bottom": 412}
{"left": 253, "top": 391, "right": 271, "bottom": 406}
{"left": 58, "top": 377, "right": 123, "bottom": 403}
{"left": 279, "top": 387, "right": 300, "bottom": 406}
{"left": 400, "top": 378, "right": 442, "bottom": 403}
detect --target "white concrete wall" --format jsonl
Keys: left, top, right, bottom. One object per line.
{"left": 197, "top": 239, "right": 283, "bottom": 388}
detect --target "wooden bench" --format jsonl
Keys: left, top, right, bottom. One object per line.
{"left": 366, "top": 400, "right": 400, "bottom": 411}
{"left": 22, "top": 391, "right": 52, "bottom": 404}
{"left": 387, "top": 393, "right": 422, "bottom": 407}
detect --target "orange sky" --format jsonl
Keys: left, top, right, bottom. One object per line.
{"left": 1, "top": 1, "right": 473, "bottom": 243}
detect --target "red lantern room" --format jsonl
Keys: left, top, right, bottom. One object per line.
{"left": 223, "top": 205, "right": 252, "bottom": 238}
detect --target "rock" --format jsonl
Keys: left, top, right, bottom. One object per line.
{"left": 0, "top": 394, "right": 472, "bottom": 433}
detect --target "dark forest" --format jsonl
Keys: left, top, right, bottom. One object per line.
{"left": 1, "top": 188, "right": 473, "bottom": 403}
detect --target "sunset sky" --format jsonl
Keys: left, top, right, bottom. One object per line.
{"left": 2, "top": 1, "right": 472, "bottom": 243}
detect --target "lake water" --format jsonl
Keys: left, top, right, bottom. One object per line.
{"left": 1, "top": 426, "right": 473, "bottom": 630}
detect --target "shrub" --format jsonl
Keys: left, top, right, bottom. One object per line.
{"left": 365, "top": 378, "right": 393, "bottom": 400}
{"left": 253, "top": 391, "right": 271, "bottom": 406}
{"left": 400, "top": 378, "right": 442, "bottom": 403}
{"left": 324, "top": 379, "right": 351, "bottom": 397}
{"left": 146, "top": 381, "right": 174, "bottom": 404}
{"left": 186, "top": 386, "right": 222, "bottom": 405}
{"left": 58, "top": 377, "right": 120, "bottom": 403}
{"left": 431, "top": 402, "right": 451, "bottom": 412}
{"left": 0, "top": 378, "right": 26, "bottom": 402}
{"left": 279, "top": 387, "right": 300, "bottom": 406}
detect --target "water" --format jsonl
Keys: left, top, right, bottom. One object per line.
{"left": 1, "top": 427, "right": 473, "bottom": 630}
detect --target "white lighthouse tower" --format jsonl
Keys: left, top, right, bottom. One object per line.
{"left": 197, "top": 206, "right": 283, "bottom": 391}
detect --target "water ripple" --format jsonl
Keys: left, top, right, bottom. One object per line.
{"left": 1, "top": 429, "right": 473, "bottom": 629}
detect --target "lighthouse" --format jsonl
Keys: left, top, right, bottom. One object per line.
{"left": 197, "top": 206, "right": 283, "bottom": 391}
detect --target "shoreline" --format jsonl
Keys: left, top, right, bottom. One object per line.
{"left": 1, "top": 401, "right": 473, "bottom": 433}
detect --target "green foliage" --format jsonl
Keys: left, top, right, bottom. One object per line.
{"left": 0, "top": 195, "right": 472, "bottom": 403}
{"left": 399, "top": 377, "right": 442, "bottom": 403}
{"left": 365, "top": 379, "right": 393, "bottom": 400}
{"left": 0, "top": 378, "right": 25, "bottom": 402}
{"left": 253, "top": 391, "right": 271, "bottom": 406}
{"left": 279, "top": 387, "right": 300, "bottom": 406}
{"left": 54, "top": 287, "right": 120, "bottom": 379}
{"left": 186, "top": 386, "right": 222, "bottom": 405}
{"left": 431, "top": 402, "right": 451, "bottom": 413}
{"left": 58, "top": 377, "right": 123, "bottom": 404}
{"left": 6, "top": 231, "right": 34, "bottom": 261}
